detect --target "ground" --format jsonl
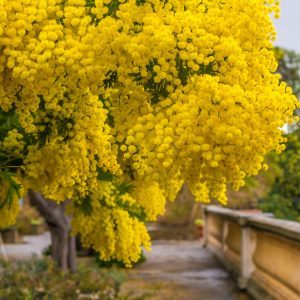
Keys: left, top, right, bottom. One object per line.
{"left": 1, "top": 234, "right": 252, "bottom": 300}
{"left": 124, "top": 240, "right": 252, "bottom": 300}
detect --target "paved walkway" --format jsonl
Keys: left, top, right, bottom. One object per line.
{"left": 0, "top": 232, "right": 50, "bottom": 260}
{"left": 125, "top": 240, "right": 252, "bottom": 300}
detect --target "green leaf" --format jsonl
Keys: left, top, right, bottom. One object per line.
{"left": 0, "top": 171, "right": 21, "bottom": 209}
{"left": 115, "top": 198, "right": 147, "bottom": 222}
{"left": 97, "top": 167, "right": 115, "bottom": 181}
{"left": 75, "top": 196, "right": 94, "bottom": 216}
{"left": 117, "top": 181, "right": 134, "bottom": 195}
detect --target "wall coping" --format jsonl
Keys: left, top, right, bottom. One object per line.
{"left": 204, "top": 205, "right": 300, "bottom": 242}
{"left": 247, "top": 216, "right": 300, "bottom": 242}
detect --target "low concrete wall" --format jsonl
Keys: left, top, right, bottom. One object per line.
{"left": 203, "top": 206, "right": 300, "bottom": 300}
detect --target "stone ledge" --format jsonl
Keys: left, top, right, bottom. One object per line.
{"left": 204, "top": 205, "right": 300, "bottom": 300}
{"left": 204, "top": 205, "right": 270, "bottom": 226}
{"left": 247, "top": 216, "right": 300, "bottom": 242}
{"left": 204, "top": 205, "right": 300, "bottom": 241}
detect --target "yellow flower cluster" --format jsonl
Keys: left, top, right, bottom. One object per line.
{"left": 1, "top": 129, "right": 24, "bottom": 157}
{"left": 23, "top": 94, "right": 119, "bottom": 201}
{"left": 0, "top": 0, "right": 297, "bottom": 263}
{"left": 132, "top": 180, "right": 166, "bottom": 221}
{"left": 105, "top": 0, "right": 296, "bottom": 205}
{"left": 69, "top": 180, "right": 151, "bottom": 266}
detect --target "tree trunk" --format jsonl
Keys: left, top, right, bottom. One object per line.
{"left": 28, "top": 190, "right": 76, "bottom": 272}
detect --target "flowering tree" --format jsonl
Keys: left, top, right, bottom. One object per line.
{"left": 0, "top": 0, "right": 298, "bottom": 266}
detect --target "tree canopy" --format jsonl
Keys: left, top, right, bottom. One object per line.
{"left": 0, "top": 0, "right": 298, "bottom": 264}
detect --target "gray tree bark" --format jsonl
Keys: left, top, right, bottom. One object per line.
{"left": 28, "top": 190, "right": 76, "bottom": 272}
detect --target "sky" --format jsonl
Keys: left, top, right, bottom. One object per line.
{"left": 273, "top": 0, "right": 300, "bottom": 52}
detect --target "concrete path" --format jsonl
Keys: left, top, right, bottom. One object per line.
{"left": 0, "top": 232, "right": 50, "bottom": 260}
{"left": 125, "top": 240, "right": 252, "bottom": 300}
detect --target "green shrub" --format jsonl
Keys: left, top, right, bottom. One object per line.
{"left": 259, "top": 130, "right": 300, "bottom": 222}
{"left": 0, "top": 258, "right": 148, "bottom": 300}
